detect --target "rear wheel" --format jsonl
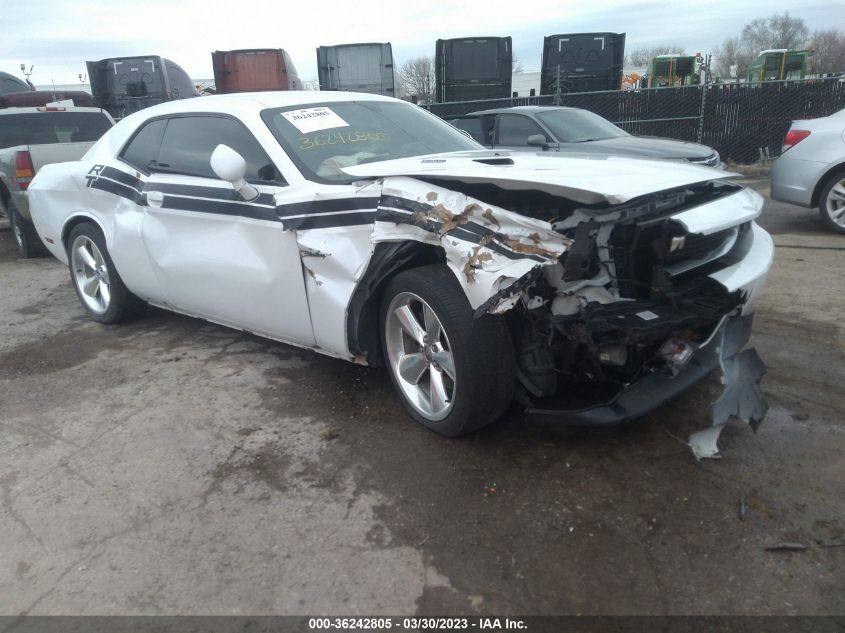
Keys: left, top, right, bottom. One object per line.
{"left": 8, "top": 200, "right": 49, "bottom": 258}
{"left": 380, "top": 264, "right": 515, "bottom": 437}
{"left": 818, "top": 171, "right": 845, "bottom": 235}
{"left": 67, "top": 222, "right": 145, "bottom": 323}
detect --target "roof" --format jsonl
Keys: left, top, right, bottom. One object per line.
{"left": 125, "top": 90, "right": 400, "bottom": 118}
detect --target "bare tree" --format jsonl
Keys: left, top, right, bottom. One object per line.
{"left": 740, "top": 12, "right": 809, "bottom": 52}
{"left": 398, "top": 56, "right": 435, "bottom": 103}
{"left": 714, "top": 12, "right": 811, "bottom": 80}
{"left": 810, "top": 29, "right": 845, "bottom": 74}
{"left": 625, "top": 45, "right": 685, "bottom": 68}
{"left": 713, "top": 36, "right": 755, "bottom": 79}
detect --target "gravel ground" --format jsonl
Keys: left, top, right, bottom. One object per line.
{"left": 0, "top": 180, "right": 843, "bottom": 616}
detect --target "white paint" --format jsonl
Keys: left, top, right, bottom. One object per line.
{"left": 27, "top": 92, "right": 774, "bottom": 382}
{"left": 670, "top": 187, "right": 763, "bottom": 235}
{"left": 345, "top": 152, "right": 740, "bottom": 205}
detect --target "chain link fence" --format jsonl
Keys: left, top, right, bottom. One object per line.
{"left": 425, "top": 77, "right": 845, "bottom": 164}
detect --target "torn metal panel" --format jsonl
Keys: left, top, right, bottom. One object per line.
{"left": 689, "top": 314, "right": 768, "bottom": 460}
{"left": 372, "top": 176, "right": 572, "bottom": 312}
{"left": 708, "top": 223, "right": 774, "bottom": 313}
{"left": 689, "top": 425, "right": 725, "bottom": 461}
{"left": 345, "top": 151, "right": 740, "bottom": 205}
{"left": 291, "top": 181, "right": 383, "bottom": 357}
{"left": 670, "top": 186, "right": 763, "bottom": 235}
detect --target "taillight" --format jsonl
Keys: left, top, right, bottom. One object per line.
{"left": 14, "top": 151, "right": 35, "bottom": 190}
{"left": 782, "top": 129, "right": 810, "bottom": 153}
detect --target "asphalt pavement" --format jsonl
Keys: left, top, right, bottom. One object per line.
{"left": 0, "top": 179, "right": 842, "bottom": 616}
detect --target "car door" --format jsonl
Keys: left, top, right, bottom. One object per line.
{"left": 492, "top": 114, "right": 549, "bottom": 150}
{"left": 135, "top": 114, "right": 315, "bottom": 345}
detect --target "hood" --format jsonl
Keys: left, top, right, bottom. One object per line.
{"left": 556, "top": 135, "right": 716, "bottom": 161}
{"left": 343, "top": 150, "right": 738, "bottom": 206}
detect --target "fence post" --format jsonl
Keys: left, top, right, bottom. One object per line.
{"left": 555, "top": 65, "right": 561, "bottom": 106}
{"left": 697, "top": 84, "right": 707, "bottom": 143}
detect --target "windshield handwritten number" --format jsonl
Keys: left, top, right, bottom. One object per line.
{"left": 299, "top": 131, "right": 391, "bottom": 150}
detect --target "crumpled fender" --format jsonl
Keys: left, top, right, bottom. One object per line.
{"left": 372, "top": 176, "right": 572, "bottom": 313}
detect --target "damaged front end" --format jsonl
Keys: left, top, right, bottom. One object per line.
{"left": 370, "top": 171, "right": 773, "bottom": 458}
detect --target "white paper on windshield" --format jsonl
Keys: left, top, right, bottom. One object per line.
{"left": 281, "top": 107, "right": 350, "bottom": 134}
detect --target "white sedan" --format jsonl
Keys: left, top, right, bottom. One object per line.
{"left": 28, "top": 92, "right": 773, "bottom": 457}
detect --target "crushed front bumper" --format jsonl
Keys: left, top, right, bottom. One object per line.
{"left": 527, "top": 314, "right": 768, "bottom": 458}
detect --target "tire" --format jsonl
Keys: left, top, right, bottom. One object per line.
{"left": 818, "top": 170, "right": 845, "bottom": 235}
{"left": 66, "top": 222, "right": 145, "bottom": 324}
{"left": 380, "top": 264, "right": 515, "bottom": 437}
{"left": 8, "top": 200, "right": 49, "bottom": 258}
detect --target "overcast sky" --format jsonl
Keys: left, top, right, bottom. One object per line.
{"left": 0, "top": 0, "right": 837, "bottom": 85}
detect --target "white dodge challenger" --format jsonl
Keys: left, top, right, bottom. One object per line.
{"left": 28, "top": 92, "right": 774, "bottom": 457}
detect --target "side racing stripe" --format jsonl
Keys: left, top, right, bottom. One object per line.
{"left": 86, "top": 164, "right": 378, "bottom": 229}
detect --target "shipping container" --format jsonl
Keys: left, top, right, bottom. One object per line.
{"left": 86, "top": 56, "right": 198, "bottom": 119}
{"left": 317, "top": 43, "right": 395, "bottom": 96}
{"left": 0, "top": 71, "right": 32, "bottom": 96}
{"left": 211, "top": 49, "right": 302, "bottom": 94}
{"left": 435, "top": 37, "right": 512, "bottom": 103}
{"left": 540, "top": 32, "right": 626, "bottom": 95}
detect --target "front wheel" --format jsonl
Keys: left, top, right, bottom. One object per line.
{"left": 380, "top": 264, "right": 515, "bottom": 437}
{"left": 67, "top": 222, "right": 145, "bottom": 323}
{"left": 818, "top": 171, "right": 845, "bottom": 235}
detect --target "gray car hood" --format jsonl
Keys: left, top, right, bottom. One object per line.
{"left": 555, "top": 135, "right": 716, "bottom": 160}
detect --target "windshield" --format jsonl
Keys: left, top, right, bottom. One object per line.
{"left": 536, "top": 109, "right": 628, "bottom": 143}
{"left": 262, "top": 101, "right": 482, "bottom": 182}
{"left": 0, "top": 112, "right": 113, "bottom": 148}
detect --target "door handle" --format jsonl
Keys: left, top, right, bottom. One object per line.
{"left": 146, "top": 190, "right": 164, "bottom": 207}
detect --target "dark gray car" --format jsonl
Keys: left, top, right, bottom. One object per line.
{"left": 447, "top": 106, "right": 722, "bottom": 167}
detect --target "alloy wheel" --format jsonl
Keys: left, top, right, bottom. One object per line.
{"left": 70, "top": 235, "right": 111, "bottom": 314}
{"left": 825, "top": 177, "right": 845, "bottom": 227}
{"left": 384, "top": 292, "right": 456, "bottom": 421}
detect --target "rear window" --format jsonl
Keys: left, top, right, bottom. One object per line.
{"left": 0, "top": 112, "right": 112, "bottom": 148}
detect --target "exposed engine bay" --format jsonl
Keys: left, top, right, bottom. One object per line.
{"left": 365, "top": 172, "right": 772, "bottom": 458}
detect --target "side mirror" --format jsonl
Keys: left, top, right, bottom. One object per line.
{"left": 527, "top": 134, "right": 548, "bottom": 148}
{"left": 210, "top": 144, "right": 259, "bottom": 201}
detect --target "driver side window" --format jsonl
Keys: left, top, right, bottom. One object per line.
{"left": 158, "top": 116, "right": 282, "bottom": 183}
{"left": 121, "top": 115, "right": 285, "bottom": 184}
{"left": 496, "top": 115, "right": 545, "bottom": 147}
